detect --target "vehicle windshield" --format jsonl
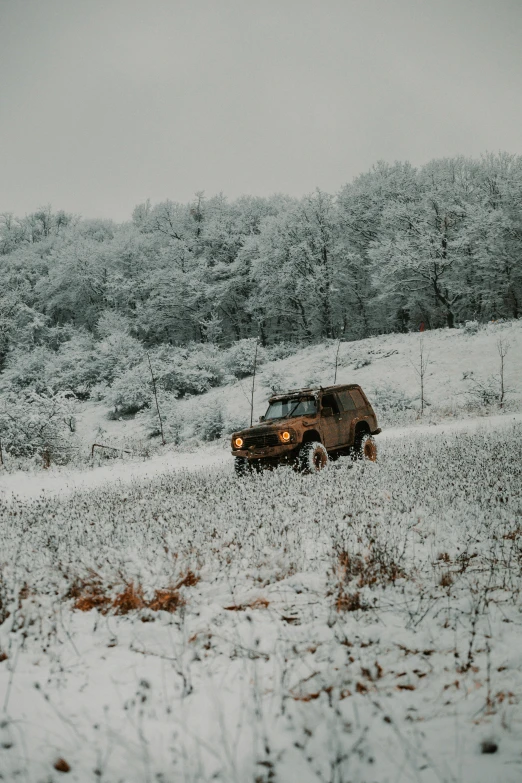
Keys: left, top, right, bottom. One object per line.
{"left": 264, "top": 396, "right": 317, "bottom": 420}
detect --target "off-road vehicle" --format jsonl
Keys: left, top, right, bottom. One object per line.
{"left": 231, "top": 384, "right": 381, "bottom": 474}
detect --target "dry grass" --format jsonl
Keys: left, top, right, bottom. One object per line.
{"left": 67, "top": 569, "right": 200, "bottom": 615}
{"left": 337, "top": 546, "right": 405, "bottom": 589}
{"left": 112, "top": 582, "right": 146, "bottom": 615}
{"left": 335, "top": 590, "right": 363, "bottom": 612}
{"left": 224, "top": 597, "right": 270, "bottom": 611}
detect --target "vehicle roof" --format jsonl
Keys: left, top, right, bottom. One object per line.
{"left": 268, "top": 383, "right": 362, "bottom": 402}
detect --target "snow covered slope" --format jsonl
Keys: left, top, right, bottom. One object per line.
{"left": 74, "top": 318, "right": 522, "bottom": 448}
{"left": 1, "top": 319, "right": 520, "bottom": 496}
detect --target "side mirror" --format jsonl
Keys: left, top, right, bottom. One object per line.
{"left": 259, "top": 415, "right": 265, "bottom": 422}
{"left": 321, "top": 406, "right": 333, "bottom": 418}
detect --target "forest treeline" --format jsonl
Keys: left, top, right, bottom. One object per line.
{"left": 0, "top": 152, "right": 521, "bottom": 392}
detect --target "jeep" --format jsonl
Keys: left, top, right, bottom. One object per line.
{"left": 231, "top": 384, "right": 381, "bottom": 474}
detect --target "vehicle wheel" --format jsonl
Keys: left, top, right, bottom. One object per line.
{"left": 354, "top": 433, "right": 377, "bottom": 462}
{"left": 234, "top": 457, "right": 251, "bottom": 476}
{"left": 298, "top": 441, "right": 328, "bottom": 473}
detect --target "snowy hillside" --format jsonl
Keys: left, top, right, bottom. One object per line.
{"left": 73, "top": 318, "right": 522, "bottom": 451}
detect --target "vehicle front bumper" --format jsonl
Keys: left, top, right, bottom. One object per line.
{"left": 231, "top": 442, "right": 297, "bottom": 460}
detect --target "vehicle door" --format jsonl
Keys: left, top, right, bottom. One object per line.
{"left": 319, "top": 393, "right": 343, "bottom": 449}
{"left": 336, "top": 389, "right": 359, "bottom": 446}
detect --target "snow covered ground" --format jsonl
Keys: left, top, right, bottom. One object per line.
{"left": 1, "top": 421, "right": 522, "bottom": 782}
{"left": 0, "top": 411, "right": 521, "bottom": 503}
{"left": 0, "top": 321, "right": 521, "bottom": 782}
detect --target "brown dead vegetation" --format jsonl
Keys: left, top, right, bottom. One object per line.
{"left": 149, "top": 588, "right": 184, "bottom": 613}
{"left": 338, "top": 547, "right": 405, "bottom": 589}
{"left": 439, "top": 571, "right": 454, "bottom": 588}
{"left": 68, "top": 569, "right": 200, "bottom": 615}
{"left": 503, "top": 528, "right": 522, "bottom": 540}
{"left": 334, "top": 544, "right": 405, "bottom": 612}
{"left": 336, "top": 590, "right": 363, "bottom": 612}
{"left": 112, "top": 582, "right": 145, "bottom": 615}
{"left": 53, "top": 757, "right": 71, "bottom": 773}
{"left": 224, "top": 597, "right": 270, "bottom": 611}
{"left": 66, "top": 573, "right": 112, "bottom": 613}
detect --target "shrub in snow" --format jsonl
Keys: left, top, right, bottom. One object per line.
{"left": 0, "top": 391, "right": 79, "bottom": 464}
{"left": 95, "top": 310, "right": 132, "bottom": 338}
{"left": 139, "top": 391, "right": 183, "bottom": 444}
{"left": 352, "top": 355, "right": 372, "bottom": 369}
{"left": 193, "top": 398, "right": 225, "bottom": 441}
{"left": 466, "top": 375, "right": 500, "bottom": 407}
{"left": 224, "top": 338, "right": 265, "bottom": 379}
{"left": 223, "top": 409, "right": 249, "bottom": 435}
{"left": 261, "top": 370, "right": 285, "bottom": 395}
{"left": 264, "top": 342, "right": 299, "bottom": 361}
{"left": 106, "top": 364, "right": 153, "bottom": 416}
{"left": 370, "top": 384, "right": 415, "bottom": 414}
{"left": 2, "top": 329, "right": 145, "bottom": 399}
{"left": 463, "top": 320, "right": 480, "bottom": 334}
{"left": 154, "top": 343, "right": 225, "bottom": 397}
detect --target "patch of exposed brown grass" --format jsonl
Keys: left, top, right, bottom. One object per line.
{"left": 224, "top": 597, "right": 270, "bottom": 611}
{"left": 68, "top": 569, "right": 200, "bottom": 615}
{"left": 338, "top": 548, "right": 405, "bottom": 588}
{"left": 336, "top": 590, "right": 363, "bottom": 612}
{"left": 112, "top": 582, "right": 145, "bottom": 615}
{"left": 439, "top": 571, "right": 453, "bottom": 588}
{"left": 149, "top": 588, "right": 184, "bottom": 613}
{"left": 66, "top": 573, "right": 112, "bottom": 614}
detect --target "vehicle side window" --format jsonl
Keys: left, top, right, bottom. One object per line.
{"left": 337, "top": 390, "right": 356, "bottom": 412}
{"left": 321, "top": 394, "right": 340, "bottom": 414}
{"left": 350, "top": 390, "right": 365, "bottom": 408}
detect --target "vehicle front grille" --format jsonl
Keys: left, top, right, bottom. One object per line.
{"left": 243, "top": 433, "right": 280, "bottom": 449}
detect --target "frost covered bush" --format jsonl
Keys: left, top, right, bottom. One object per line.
{"left": 261, "top": 369, "right": 285, "bottom": 394}
{"left": 370, "top": 383, "right": 415, "bottom": 414}
{"left": 223, "top": 409, "right": 249, "bottom": 435}
{"left": 224, "top": 338, "right": 265, "bottom": 378}
{"left": 139, "top": 391, "right": 184, "bottom": 444}
{"left": 352, "top": 354, "right": 372, "bottom": 369}
{"left": 192, "top": 398, "right": 225, "bottom": 441}
{"left": 368, "top": 383, "right": 417, "bottom": 427}
{"left": 0, "top": 391, "right": 79, "bottom": 464}
{"left": 105, "top": 364, "right": 153, "bottom": 416}
{"left": 152, "top": 343, "right": 225, "bottom": 397}
{"left": 264, "top": 341, "right": 299, "bottom": 361}
{"left": 2, "top": 328, "right": 144, "bottom": 399}
{"left": 463, "top": 320, "right": 480, "bottom": 334}
{"left": 466, "top": 374, "right": 501, "bottom": 407}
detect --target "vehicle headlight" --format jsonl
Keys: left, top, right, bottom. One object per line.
{"left": 280, "top": 431, "right": 291, "bottom": 442}
{"left": 234, "top": 437, "right": 244, "bottom": 448}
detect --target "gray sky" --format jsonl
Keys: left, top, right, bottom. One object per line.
{"left": 1, "top": 0, "right": 521, "bottom": 222}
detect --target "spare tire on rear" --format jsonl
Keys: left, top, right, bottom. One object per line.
{"left": 298, "top": 441, "right": 328, "bottom": 473}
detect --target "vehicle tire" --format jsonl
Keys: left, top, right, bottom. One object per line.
{"left": 298, "top": 441, "right": 328, "bottom": 473}
{"left": 234, "top": 457, "right": 251, "bottom": 476}
{"left": 353, "top": 432, "right": 377, "bottom": 462}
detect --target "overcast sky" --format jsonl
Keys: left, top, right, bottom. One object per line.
{"left": 1, "top": 0, "right": 521, "bottom": 222}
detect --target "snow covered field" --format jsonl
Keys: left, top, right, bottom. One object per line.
{"left": 1, "top": 321, "right": 521, "bottom": 782}
{"left": 1, "top": 420, "right": 522, "bottom": 782}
